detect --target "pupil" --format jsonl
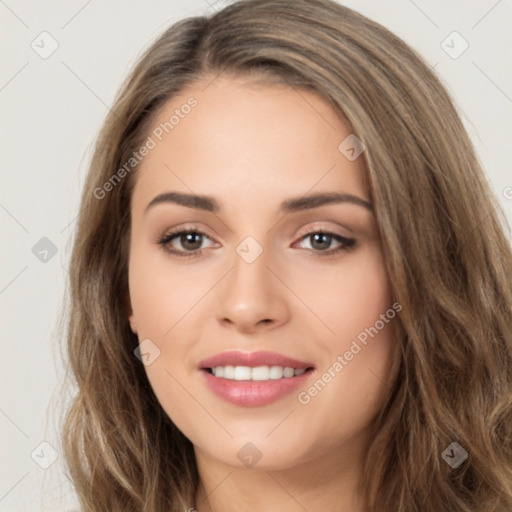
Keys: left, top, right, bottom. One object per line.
{"left": 182, "top": 233, "right": 202, "bottom": 250}
{"left": 312, "top": 233, "right": 330, "bottom": 250}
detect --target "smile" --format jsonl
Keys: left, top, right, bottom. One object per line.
{"left": 198, "top": 350, "right": 315, "bottom": 407}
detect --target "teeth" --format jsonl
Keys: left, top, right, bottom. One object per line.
{"left": 283, "top": 367, "right": 295, "bottom": 378}
{"left": 234, "top": 366, "right": 251, "bottom": 380}
{"left": 252, "top": 366, "right": 271, "bottom": 380}
{"left": 224, "top": 365, "right": 235, "bottom": 379}
{"left": 269, "top": 365, "right": 283, "bottom": 379}
{"left": 210, "top": 365, "right": 307, "bottom": 381}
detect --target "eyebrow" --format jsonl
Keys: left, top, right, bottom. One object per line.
{"left": 144, "top": 191, "right": 373, "bottom": 215}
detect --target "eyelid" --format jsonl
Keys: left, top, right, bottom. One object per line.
{"left": 294, "top": 221, "right": 352, "bottom": 239}
{"left": 159, "top": 222, "right": 215, "bottom": 239}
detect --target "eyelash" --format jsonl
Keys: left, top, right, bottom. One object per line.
{"left": 156, "top": 224, "right": 356, "bottom": 259}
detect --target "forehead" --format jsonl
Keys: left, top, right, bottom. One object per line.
{"left": 130, "top": 75, "right": 369, "bottom": 215}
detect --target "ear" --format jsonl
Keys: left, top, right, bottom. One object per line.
{"left": 125, "top": 293, "right": 138, "bottom": 334}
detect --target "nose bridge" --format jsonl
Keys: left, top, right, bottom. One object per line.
{"left": 231, "top": 237, "right": 271, "bottom": 293}
{"left": 215, "top": 235, "right": 288, "bottom": 330}
{"left": 228, "top": 236, "right": 274, "bottom": 305}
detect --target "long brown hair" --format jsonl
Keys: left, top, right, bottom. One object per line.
{"left": 59, "top": 0, "right": 512, "bottom": 510}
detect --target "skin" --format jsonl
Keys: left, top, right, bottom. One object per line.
{"left": 127, "top": 75, "right": 398, "bottom": 512}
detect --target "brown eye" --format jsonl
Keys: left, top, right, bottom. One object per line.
{"left": 157, "top": 229, "right": 216, "bottom": 258}
{"left": 296, "top": 231, "right": 356, "bottom": 255}
{"left": 178, "top": 232, "right": 203, "bottom": 251}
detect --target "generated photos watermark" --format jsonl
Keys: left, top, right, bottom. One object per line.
{"left": 297, "top": 301, "right": 402, "bottom": 405}
{"left": 94, "top": 97, "right": 198, "bottom": 200}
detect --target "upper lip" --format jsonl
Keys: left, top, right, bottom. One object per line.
{"left": 199, "top": 350, "right": 314, "bottom": 370}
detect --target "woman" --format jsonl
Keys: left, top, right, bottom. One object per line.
{"left": 60, "top": 0, "right": 512, "bottom": 510}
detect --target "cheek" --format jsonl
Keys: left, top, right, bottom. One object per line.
{"left": 292, "top": 246, "right": 393, "bottom": 347}
{"left": 294, "top": 276, "right": 396, "bottom": 443}
{"left": 127, "top": 246, "right": 218, "bottom": 433}
{"left": 291, "top": 247, "right": 396, "bottom": 424}
{"left": 299, "top": 318, "right": 395, "bottom": 409}
{"left": 128, "top": 243, "right": 214, "bottom": 338}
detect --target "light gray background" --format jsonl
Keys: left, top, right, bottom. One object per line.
{"left": 1, "top": 1, "right": 511, "bottom": 510}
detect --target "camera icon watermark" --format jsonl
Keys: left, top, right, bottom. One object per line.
{"left": 441, "top": 31, "right": 469, "bottom": 59}
{"left": 30, "top": 441, "right": 58, "bottom": 469}
{"left": 441, "top": 441, "right": 468, "bottom": 468}
{"left": 134, "top": 338, "right": 161, "bottom": 366}
{"left": 30, "top": 31, "right": 59, "bottom": 59}
{"left": 237, "top": 442, "right": 262, "bottom": 468}
{"left": 32, "top": 237, "right": 58, "bottom": 263}
{"left": 503, "top": 186, "right": 512, "bottom": 200}
{"left": 236, "top": 236, "right": 263, "bottom": 263}
{"left": 338, "top": 134, "right": 365, "bottom": 161}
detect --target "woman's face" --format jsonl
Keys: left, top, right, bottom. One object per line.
{"left": 127, "top": 75, "right": 397, "bottom": 472}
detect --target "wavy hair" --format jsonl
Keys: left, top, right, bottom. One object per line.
{"left": 59, "top": 0, "right": 512, "bottom": 510}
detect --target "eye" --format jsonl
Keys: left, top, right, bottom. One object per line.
{"left": 156, "top": 226, "right": 356, "bottom": 259}
{"left": 157, "top": 227, "right": 216, "bottom": 258}
{"left": 294, "top": 231, "right": 356, "bottom": 256}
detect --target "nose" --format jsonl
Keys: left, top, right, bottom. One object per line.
{"left": 215, "top": 247, "right": 290, "bottom": 333}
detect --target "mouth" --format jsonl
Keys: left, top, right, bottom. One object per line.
{"left": 198, "top": 350, "right": 316, "bottom": 407}
{"left": 202, "top": 365, "right": 314, "bottom": 381}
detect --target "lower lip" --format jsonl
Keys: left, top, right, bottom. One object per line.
{"left": 200, "top": 369, "right": 314, "bottom": 407}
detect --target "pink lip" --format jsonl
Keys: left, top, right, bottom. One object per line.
{"left": 198, "top": 350, "right": 315, "bottom": 407}
{"left": 198, "top": 350, "right": 313, "bottom": 370}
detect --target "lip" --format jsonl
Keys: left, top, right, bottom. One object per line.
{"left": 198, "top": 350, "right": 315, "bottom": 407}
{"left": 198, "top": 350, "right": 313, "bottom": 370}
